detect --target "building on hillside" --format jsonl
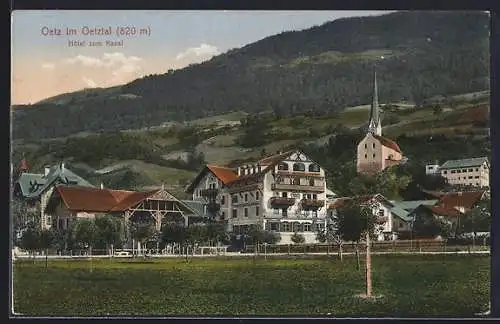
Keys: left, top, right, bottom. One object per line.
{"left": 13, "top": 161, "right": 95, "bottom": 229}
{"left": 425, "top": 163, "right": 441, "bottom": 175}
{"left": 439, "top": 157, "right": 490, "bottom": 188}
{"left": 356, "top": 72, "right": 403, "bottom": 175}
{"left": 187, "top": 150, "right": 336, "bottom": 244}
{"left": 45, "top": 185, "right": 202, "bottom": 247}
{"left": 327, "top": 194, "right": 412, "bottom": 241}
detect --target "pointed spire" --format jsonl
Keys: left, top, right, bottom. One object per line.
{"left": 367, "top": 70, "right": 382, "bottom": 136}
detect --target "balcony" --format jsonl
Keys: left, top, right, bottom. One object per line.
{"left": 276, "top": 169, "right": 324, "bottom": 178}
{"left": 269, "top": 197, "right": 296, "bottom": 207}
{"left": 271, "top": 183, "right": 324, "bottom": 192}
{"left": 200, "top": 188, "right": 219, "bottom": 200}
{"left": 301, "top": 199, "right": 325, "bottom": 209}
{"left": 375, "top": 216, "right": 388, "bottom": 224}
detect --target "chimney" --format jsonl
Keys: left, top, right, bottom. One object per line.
{"left": 161, "top": 183, "right": 165, "bottom": 190}
{"left": 60, "top": 162, "right": 65, "bottom": 171}
{"left": 100, "top": 183, "right": 104, "bottom": 189}
{"left": 44, "top": 166, "right": 50, "bottom": 176}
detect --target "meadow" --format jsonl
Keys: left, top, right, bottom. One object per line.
{"left": 13, "top": 254, "right": 489, "bottom": 317}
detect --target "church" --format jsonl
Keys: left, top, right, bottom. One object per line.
{"left": 356, "top": 72, "right": 403, "bottom": 175}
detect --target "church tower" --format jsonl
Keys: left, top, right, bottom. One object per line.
{"left": 367, "top": 71, "right": 382, "bottom": 136}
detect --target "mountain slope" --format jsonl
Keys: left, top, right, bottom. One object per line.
{"left": 12, "top": 11, "right": 490, "bottom": 140}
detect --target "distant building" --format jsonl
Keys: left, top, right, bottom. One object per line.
{"left": 186, "top": 150, "right": 330, "bottom": 244}
{"left": 356, "top": 72, "right": 403, "bottom": 175}
{"left": 439, "top": 157, "right": 490, "bottom": 188}
{"left": 13, "top": 162, "right": 95, "bottom": 229}
{"left": 327, "top": 194, "right": 413, "bottom": 241}
{"left": 425, "top": 163, "right": 441, "bottom": 175}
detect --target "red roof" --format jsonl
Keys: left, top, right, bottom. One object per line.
{"left": 206, "top": 165, "right": 239, "bottom": 184}
{"left": 55, "top": 185, "right": 158, "bottom": 212}
{"left": 439, "top": 191, "right": 486, "bottom": 210}
{"left": 430, "top": 205, "right": 463, "bottom": 217}
{"left": 373, "top": 135, "right": 402, "bottom": 154}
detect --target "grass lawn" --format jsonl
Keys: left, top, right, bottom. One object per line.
{"left": 13, "top": 255, "right": 489, "bottom": 317}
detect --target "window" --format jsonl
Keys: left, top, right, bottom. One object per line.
{"left": 303, "top": 223, "right": 311, "bottom": 232}
{"left": 476, "top": 168, "right": 479, "bottom": 172}
{"left": 304, "top": 194, "right": 312, "bottom": 199}
{"left": 458, "top": 177, "right": 461, "bottom": 180}
{"left": 364, "top": 143, "right": 367, "bottom": 149}
{"left": 476, "top": 183, "right": 479, "bottom": 186}
{"left": 475, "top": 176, "right": 479, "bottom": 179}
{"left": 293, "top": 163, "right": 305, "bottom": 172}
{"left": 373, "top": 153, "right": 376, "bottom": 158}
{"left": 399, "top": 222, "right": 404, "bottom": 229}
{"left": 66, "top": 218, "right": 69, "bottom": 228}
{"left": 256, "top": 206, "right": 260, "bottom": 216}
{"left": 462, "top": 169, "right": 467, "bottom": 173}
{"left": 273, "top": 209, "right": 280, "bottom": 215}
{"left": 292, "top": 178, "right": 300, "bottom": 185}
{"left": 232, "top": 195, "right": 238, "bottom": 203}
{"left": 373, "top": 143, "right": 375, "bottom": 148}
{"left": 451, "top": 170, "right": 456, "bottom": 174}
{"left": 232, "top": 225, "right": 239, "bottom": 234}
{"left": 308, "top": 163, "right": 320, "bottom": 172}
{"left": 443, "top": 170, "right": 447, "bottom": 174}
{"left": 278, "top": 162, "right": 289, "bottom": 171}
{"left": 282, "top": 208, "right": 288, "bottom": 217}
{"left": 293, "top": 223, "right": 301, "bottom": 232}
{"left": 468, "top": 168, "right": 473, "bottom": 172}
{"left": 378, "top": 209, "right": 384, "bottom": 217}
{"left": 313, "top": 194, "right": 317, "bottom": 200}
{"left": 281, "top": 192, "right": 288, "bottom": 198}
{"left": 221, "top": 196, "right": 226, "bottom": 205}
{"left": 245, "top": 193, "right": 248, "bottom": 202}
{"left": 256, "top": 191, "right": 260, "bottom": 200}
{"left": 221, "top": 212, "right": 225, "bottom": 220}
{"left": 365, "top": 154, "right": 368, "bottom": 159}
{"left": 282, "top": 222, "right": 291, "bottom": 232}
{"left": 468, "top": 176, "right": 473, "bottom": 179}
{"left": 232, "top": 209, "right": 237, "bottom": 218}
{"left": 270, "top": 222, "right": 279, "bottom": 231}
{"left": 244, "top": 208, "right": 248, "bottom": 217}
{"left": 309, "top": 179, "right": 315, "bottom": 186}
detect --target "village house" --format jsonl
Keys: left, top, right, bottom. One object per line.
{"left": 327, "top": 194, "right": 413, "bottom": 241}
{"left": 187, "top": 150, "right": 337, "bottom": 244}
{"left": 356, "top": 72, "right": 404, "bottom": 175}
{"left": 408, "top": 190, "right": 488, "bottom": 236}
{"left": 44, "top": 184, "right": 203, "bottom": 247}
{"left": 438, "top": 157, "right": 490, "bottom": 188}
{"left": 13, "top": 160, "right": 95, "bottom": 229}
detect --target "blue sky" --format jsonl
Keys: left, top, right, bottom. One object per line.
{"left": 12, "top": 10, "right": 393, "bottom": 104}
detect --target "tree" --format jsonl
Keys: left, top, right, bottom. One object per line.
{"left": 19, "top": 224, "right": 40, "bottom": 261}
{"left": 290, "top": 232, "right": 305, "bottom": 244}
{"left": 11, "top": 198, "right": 39, "bottom": 243}
{"left": 73, "top": 219, "right": 98, "bottom": 272}
{"left": 459, "top": 198, "right": 491, "bottom": 247}
{"left": 316, "top": 218, "right": 344, "bottom": 261}
{"left": 39, "top": 229, "right": 54, "bottom": 269}
{"left": 95, "top": 214, "right": 122, "bottom": 256}
{"left": 412, "top": 209, "right": 442, "bottom": 238}
{"left": 337, "top": 201, "right": 377, "bottom": 270}
{"left": 130, "top": 222, "right": 155, "bottom": 256}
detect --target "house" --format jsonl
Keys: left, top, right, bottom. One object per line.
{"left": 408, "top": 190, "right": 487, "bottom": 237}
{"left": 439, "top": 157, "right": 490, "bottom": 188}
{"left": 186, "top": 150, "right": 330, "bottom": 244}
{"left": 45, "top": 184, "right": 202, "bottom": 247}
{"left": 425, "top": 163, "right": 441, "bottom": 175}
{"left": 356, "top": 72, "right": 404, "bottom": 175}
{"left": 390, "top": 200, "right": 439, "bottom": 213}
{"left": 327, "top": 194, "right": 413, "bottom": 241}
{"left": 13, "top": 161, "right": 95, "bottom": 229}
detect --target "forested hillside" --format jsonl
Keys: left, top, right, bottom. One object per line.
{"left": 12, "top": 11, "right": 489, "bottom": 140}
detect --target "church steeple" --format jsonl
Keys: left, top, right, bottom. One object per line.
{"left": 367, "top": 71, "right": 382, "bottom": 136}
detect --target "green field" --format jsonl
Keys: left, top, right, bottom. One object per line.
{"left": 13, "top": 255, "right": 489, "bottom": 317}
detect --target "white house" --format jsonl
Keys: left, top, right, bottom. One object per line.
{"left": 439, "top": 157, "right": 490, "bottom": 188}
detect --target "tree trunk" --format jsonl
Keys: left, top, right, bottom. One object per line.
{"left": 355, "top": 242, "right": 360, "bottom": 271}
{"left": 89, "top": 246, "right": 93, "bottom": 273}
{"left": 339, "top": 243, "right": 344, "bottom": 262}
{"left": 473, "top": 232, "right": 476, "bottom": 249}
{"left": 365, "top": 232, "right": 372, "bottom": 297}
{"left": 45, "top": 248, "right": 48, "bottom": 269}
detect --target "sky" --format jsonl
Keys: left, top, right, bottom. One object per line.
{"left": 11, "top": 10, "right": 393, "bottom": 105}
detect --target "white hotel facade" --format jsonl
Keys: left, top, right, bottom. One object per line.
{"left": 186, "top": 150, "right": 336, "bottom": 244}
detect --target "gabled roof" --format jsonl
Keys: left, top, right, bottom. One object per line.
{"left": 51, "top": 185, "right": 200, "bottom": 215}
{"left": 440, "top": 157, "right": 489, "bottom": 169}
{"left": 413, "top": 204, "right": 463, "bottom": 218}
{"left": 372, "top": 135, "right": 402, "bottom": 154}
{"left": 186, "top": 164, "right": 238, "bottom": 193}
{"left": 329, "top": 194, "right": 412, "bottom": 221}
{"left": 391, "top": 200, "right": 439, "bottom": 211}
{"left": 181, "top": 200, "right": 205, "bottom": 216}
{"left": 439, "top": 191, "right": 486, "bottom": 210}
{"left": 16, "top": 164, "right": 94, "bottom": 199}
{"left": 257, "top": 150, "right": 295, "bottom": 166}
